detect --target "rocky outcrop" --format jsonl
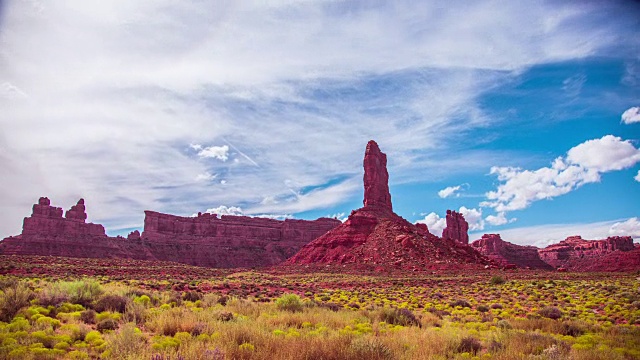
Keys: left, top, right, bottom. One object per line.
{"left": 470, "top": 234, "right": 553, "bottom": 270}
{"left": 363, "top": 140, "right": 392, "bottom": 211}
{"left": 287, "top": 140, "right": 492, "bottom": 270}
{"left": 0, "top": 197, "right": 340, "bottom": 268}
{"left": 538, "top": 235, "right": 635, "bottom": 269}
{"left": 442, "top": 210, "right": 469, "bottom": 245}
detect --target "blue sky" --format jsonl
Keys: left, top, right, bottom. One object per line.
{"left": 0, "top": 1, "right": 639, "bottom": 246}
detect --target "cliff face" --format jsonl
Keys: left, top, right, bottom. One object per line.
{"left": 470, "top": 234, "right": 553, "bottom": 270}
{"left": 0, "top": 198, "right": 340, "bottom": 268}
{"left": 140, "top": 211, "right": 340, "bottom": 267}
{"left": 537, "top": 235, "right": 635, "bottom": 269}
{"left": 287, "top": 140, "right": 491, "bottom": 270}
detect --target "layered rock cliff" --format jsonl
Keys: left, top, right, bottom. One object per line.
{"left": 0, "top": 198, "right": 340, "bottom": 268}
{"left": 470, "top": 234, "right": 553, "bottom": 270}
{"left": 470, "top": 234, "right": 637, "bottom": 271}
{"left": 537, "top": 235, "right": 635, "bottom": 269}
{"left": 287, "top": 140, "right": 491, "bottom": 270}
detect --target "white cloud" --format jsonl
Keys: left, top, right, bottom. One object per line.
{"left": 484, "top": 135, "right": 640, "bottom": 212}
{"left": 621, "top": 106, "right": 640, "bottom": 124}
{"left": 566, "top": 135, "right": 640, "bottom": 172}
{"left": 0, "top": 1, "right": 636, "bottom": 237}
{"left": 485, "top": 212, "right": 516, "bottom": 226}
{"left": 438, "top": 185, "right": 462, "bottom": 198}
{"left": 635, "top": 170, "right": 640, "bottom": 183}
{"left": 197, "top": 145, "right": 229, "bottom": 161}
{"left": 202, "top": 205, "right": 244, "bottom": 216}
{"left": 416, "top": 212, "right": 446, "bottom": 237}
{"left": 609, "top": 217, "right": 640, "bottom": 238}
{"left": 459, "top": 206, "right": 484, "bottom": 231}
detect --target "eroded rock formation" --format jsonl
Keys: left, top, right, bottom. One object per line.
{"left": 470, "top": 234, "right": 638, "bottom": 271}
{"left": 287, "top": 140, "right": 492, "bottom": 270}
{"left": 442, "top": 210, "right": 469, "bottom": 245}
{"left": 538, "top": 235, "right": 635, "bottom": 269}
{"left": 470, "top": 234, "right": 553, "bottom": 270}
{"left": 0, "top": 197, "right": 340, "bottom": 268}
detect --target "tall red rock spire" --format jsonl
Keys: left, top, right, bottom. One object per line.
{"left": 363, "top": 140, "right": 392, "bottom": 210}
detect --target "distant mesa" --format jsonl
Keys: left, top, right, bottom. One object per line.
{"left": 471, "top": 234, "right": 553, "bottom": 270}
{"left": 286, "top": 140, "right": 492, "bottom": 270}
{"left": 471, "top": 234, "right": 638, "bottom": 271}
{"left": 0, "top": 197, "right": 339, "bottom": 268}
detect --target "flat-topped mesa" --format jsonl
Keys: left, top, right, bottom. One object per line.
{"left": 442, "top": 210, "right": 469, "bottom": 245}
{"left": 22, "top": 197, "right": 106, "bottom": 237}
{"left": 363, "top": 140, "right": 392, "bottom": 212}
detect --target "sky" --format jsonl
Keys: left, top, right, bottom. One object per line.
{"left": 1, "top": 1, "right": 639, "bottom": 247}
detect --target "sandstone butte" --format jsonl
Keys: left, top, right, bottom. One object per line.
{"left": 471, "top": 234, "right": 639, "bottom": 271}
{"left": 0, "top": 197, "right": 340, "bottom": 268}
{"left": 286, "top": 140, "right": 492, "bottom": 271}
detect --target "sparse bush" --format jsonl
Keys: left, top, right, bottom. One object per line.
{"left": 275, "top": 294, "right": 303, "bottom": 312}
{"left": 80, "top": 309, "right": 97, "bottom": 324}
{"left": 217, "top": 311, "right": 234, "bottom": 322}
{"left": 97, "top": 318, "right": 119, "bottom": 332}
{"left": 105, "top": 323, "right": 146, "bottom": 359}
{"left": 0, "top": 279, "right": 33, "bottom": 321}
{"left": 350, "top": 338, "right": 394, "bottom": 360}
{"left": 94, "top": 294, "right": 130, "bottom": 313}
{"left": 560, "top": 322, "right": 585, "bottom": 337}
{"left": 476, "top": 304, "right": 490, "bottom": 313}
{"left": 182, "top": 291, "right": 202, "bottom": 302}
{"left": 457, "top": 336, "right": 482, "bottom": 355}
{"left": 122, "top": 302, "right": 147, "bottom": 325}
{"left": 379, "top": 307, "right": 421, "bottom": 327}
{"left": 450, "top": 299, "right": 471, "bottom": 308}
{"left": 497, "top": 319, "right": 512, "bottom": 330}
{"left": 539, "top": 306, "right": 563, "bottom": 320}
{"left": 491, "top": 303, "right": 503, "bottom": 309}
{"left": 490, "top": 275, "right": 506, "bottom": 285}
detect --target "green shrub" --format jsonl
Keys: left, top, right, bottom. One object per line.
{"left": 275, "top": 294, "right": 303, "bottom": 312}
{"left": 105, "top": 323, "right": 145, "bottom": 359}
{"left": 0, "top": 280, "right": 33, "bottom": 322}
{"left": 490, "top": 275, "right": 506, "bottom": 285}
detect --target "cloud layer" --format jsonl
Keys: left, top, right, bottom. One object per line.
{"left": 0, "top": 1, "right": 638, "bottom": 237}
